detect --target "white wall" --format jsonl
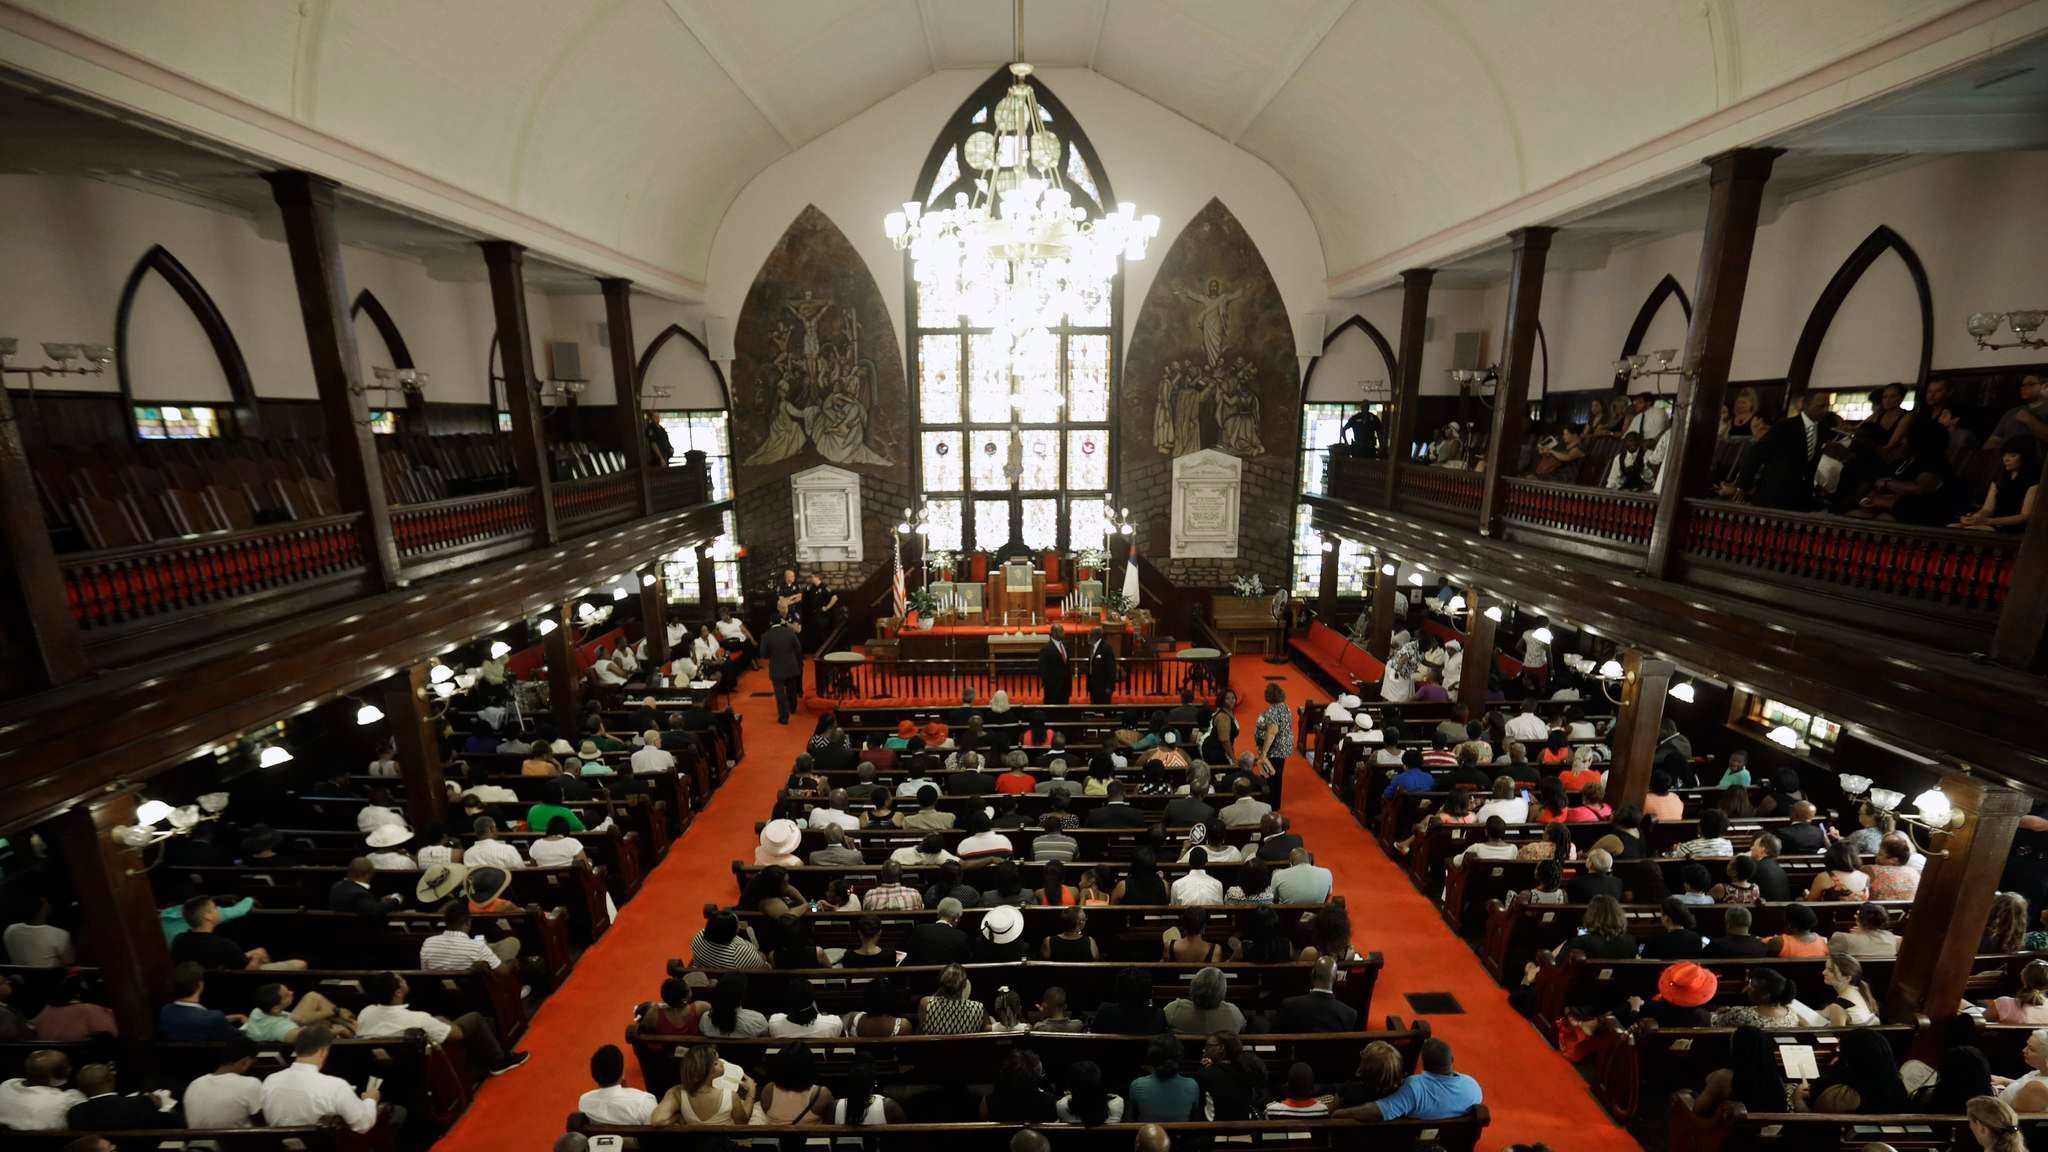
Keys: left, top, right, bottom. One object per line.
{"left": 0, "top": 175, "right": 557, "bottom": 407}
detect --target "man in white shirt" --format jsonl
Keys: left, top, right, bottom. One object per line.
{"left": 1456, "top": 817, "right": 1522, "bottom": 866}
{"left": 578, "top": 1044, "right": 657, "bottom": 1125}
{"left": 3, "top": 897, "right": 73, "bottom": 967}
{"left": 354, "top": 788, "right": 407, "bottom": 835}
{"left": 1503, "top": 706, "right": 1548, "bottom": 743}
{"left": 464, "top": 816, "right": 526, "bottom": 870}
{"left": 807, "top": 789, "right": 861, "bottom": 831}
{"left": 1625, "top": 392, "right": 1669, "bottom": 443}
{"left": 1270, "top": 849, "right": 1334, "bottom": 903}
{"left": 1169, "top": 847, "right": 1224, "bottom": 906}
{"left": 260, "top": 1026, "right": 382, "bottom": 1133}
{"left": 354, "top": 972, "right": 528, "bottom": 1078}
{"left": 419, "top": 904, "right": 520, "bottom": 970}
{"left": 0, "top": 1050, "right": 85, "bottom": 1130}
{"left": 181, "top": 1037, "right": 266, "bottom": 1128}
{"left": 630, "top": 731, "right": 676, "bottom": 775}
{"left": 593, "top": 657, "right": 628, "bottom": 687}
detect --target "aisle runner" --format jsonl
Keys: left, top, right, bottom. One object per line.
{"left": 433, "top": 656, "right": 1639, "bottom": 1152}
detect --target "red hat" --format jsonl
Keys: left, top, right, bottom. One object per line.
{"left": 897, "top": 719, "right": 917, "bottom": 738}
{"left": 1656, "top": 962, "right": 1718, "bottom": 1008}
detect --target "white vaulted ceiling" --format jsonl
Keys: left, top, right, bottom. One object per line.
{"left": 1, "top": 0, "right": 2036, "bottom": 298}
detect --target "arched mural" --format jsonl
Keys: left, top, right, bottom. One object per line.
{"left": 1121, "top": 197, "right": 1297, "bottom": 584}
{"left": 114, "top": 245, "right": 261, "bottom": 441}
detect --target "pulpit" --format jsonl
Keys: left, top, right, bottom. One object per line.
{"left": 986, "top": 560, "right": 1046, "bottom": 625}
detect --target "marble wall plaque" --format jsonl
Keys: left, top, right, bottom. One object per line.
{"left": 1171, "top": 449, "right": 1242, "bottom": 559}
{"left": 790, "top": 464, "right": 863, "bottom": 562}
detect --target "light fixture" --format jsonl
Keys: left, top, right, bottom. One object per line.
{"left": 1668, "top": 682, "right": 1696, "bottom": 704}
{"left": 428, "top": 663, "right": 455, "bottom": 685}
{"left": 1483, "top": 605, "right": 1503, "bottom": 623}
{"left": 0, "top": 338, "right": 113, "bottom": 385}
{"left": 135, "top": 799, "right": 174, "bottom": 827}
{"left": 1447, "top": 366, "right": 1500, "bottom": 395}
{"left": 576, "top": 603, "right": 598, "bottom": 622}
{"left": 488, "top": 641, "right": 512, "bottom": 660}
{"left": 258, "top": 745, "right": 294, "bottom": 768}
{"left": 1407, "top": 573, "right": 1423, "bottom": 587}
{"left": 640, "top": 573, "right": 656, "bottom": 588}
{"left": 366, "top": 366, "right": 432, "bottom": 398}
{"left": 1379, "top": 562, "right": 1396, "bottom": 577}
{"left": 1967, "top": 310, "right": 2046, "bottom": 351}
{"left": 1318, "top": 540, "right": 1334, "bottom": 554}
{"left": 612, "top": 587, "right": 629, "bottom": 601}
{"left": 354, "top": 703, "right": 385, "bottom": 726}
{"left": 1912, "top": 788, "right": 1960, "bottom": 827}
{"left": 1597, "top": 658, "right": 1624, "bottom": 680}
{"left": 1767, "top": 725, "right": 1800, "bottom": 749}
{"left": 1613, "top": 349, "right": 1692, "bottom": 385}
{"left": 111, "top": 790, "right": 228, "bottom": 866}
{"left": 1447, "top": 594, "right": 1466, "bottom": 613}
{"left": 433, "top": 682, "right": 457, "bottom": 700}
{"left": 536, "top": 618, "right": 558, "bottom": 636}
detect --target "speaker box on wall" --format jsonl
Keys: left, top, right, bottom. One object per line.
{"left": 548, "top": 341, "right": 584, "bottom": 382}
{"left": 1452, "top": 331, "right": 1486, "bottom": 371}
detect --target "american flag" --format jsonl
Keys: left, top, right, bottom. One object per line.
{"left": 891, "top": 534, "right": 908, "bottom": 620}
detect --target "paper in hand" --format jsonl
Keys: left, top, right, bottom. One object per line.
{"left": 1778, "top": 1045, "right": 1821, "bottom": 1082}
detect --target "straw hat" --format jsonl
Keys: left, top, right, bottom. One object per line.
{"left": 980, "top": 903, "right": 1024, "bottom": 944}
{"left": 416, "top": 862, "right": 470, "bottom": 904}
{"left": 365, "top": 824, "right": 413, "bottom": 849}
{"left": 577, "top": 740, "right": 603, "bottom": 760}
{"left": 759, "top": 819, "right": 803, "bottom": 859}
{"left": 1656, "top": 962, "right": 1719, "bottom": 1008}
{"left": 465, "top": 866, "right": 512, "bottom": 906}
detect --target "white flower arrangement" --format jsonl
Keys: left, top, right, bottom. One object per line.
{"left": 1231, "top": 574, "right": 1267, "bottom": 598}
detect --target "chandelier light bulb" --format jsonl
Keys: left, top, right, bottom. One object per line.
{"left": 1912, "top": 788, "right": 1955, "bottom": 825}
{"left": 1483, "top": 605, "right": 1503, "bottom": 623}
{"left": 612, "top": 587, "right": 629, "bottom": 601}
{"left": 488, "top": 641, "right": 512, "bottom": 660}
{"left": 1767, "top": 725, "right": 1799, "bottom": 749}
{"left": 1668, "top": 682, "right": 1696, "bottom": 703}
{"left": 428, "top": 663, "right": 455, "bottom": 685}
{"left": 135, "top": 799, "right": 173, "bottom": 827}
{"left": 355, "top": 703, "right": 385, "bottom": 726}
{"left": 259, "top": 745, "right": 294, "bottom": 768}
{"left": 1531, "top": 626, "right": 1554, "bottom": 645}
{"left": 640, "top": 573, "right": 656, "bottom": 587}
{"left": 1447, "top": 595, "right": 1466, "bottom": 612}
{"left": 536, "top": 619, "right": 558, "bottom": 636}
{"left": 1597, "top": 658, "right": 1624, "bottom": 680}
{"left": 1380, "top": 563, "right": 1396, "bottom": 576}
{"left": 1406, "top": 573, "right": 1422, "bottom": 586}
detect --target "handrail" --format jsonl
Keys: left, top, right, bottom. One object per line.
{"left": 1324, "top": 450, "right": 1385, "bottom": 507}
{"left": 1681, "top": 497, "right": 2016, "bottom": 612}
{"left": 1401, "top": 464, "right": 1483, "bottom": 512}
{"left": 62, "top": 513, "right": 365, "bottom": 631}
{"left": 553, "top": 472, "right": 638, "bottom": 524}
{"left": 390, "top": 487, "right": 537, "bottom": 558}
{"left": 824, "top": 648, "right": 1231, "bottom": 705}
{"left": 1500, "top": 476, "right": 1657, "bottom": 545}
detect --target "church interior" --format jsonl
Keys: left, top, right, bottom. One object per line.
{"left": 2, "top": 2, "right": 2048, "bottom": 1151}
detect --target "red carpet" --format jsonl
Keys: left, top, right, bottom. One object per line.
{"left": 430, "top": 655, "right": 1638, "bottom": 1152}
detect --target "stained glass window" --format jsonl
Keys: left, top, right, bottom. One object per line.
{"left": 653, "top": 410, "right": 735, "bottom": 500}
{"left": 134, "top": 405, "right": 222, "bottom": 439}
{"left": 368, "top": 410, "right": 399, "bottom": 435}
{"left": 1293, "top": 403, "right": 1374, "bottom": 597}
{"left": 663, "top": 510, "right": 742, "bottom": 605}
{"left": 908, "top": 68, "right": 1118, "bottom": 557}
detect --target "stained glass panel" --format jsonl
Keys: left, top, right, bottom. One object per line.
{"left": 926, "top": 146, "right": 961, "bottom": 206}
{"left": 1065, "top": 146, "right": 1100, "bottom": 210}
{"left": 974, "top": 499, "right": 1011, "bottom": 549}
{"left": 924, "top": 498, "right": 963, "bottom": 551}
{"left": 921, "top": 431, "right": 963, "bottom": 491}
{"left": 918, "top": 277, "right": 961, "bottom": 323}
{"left": 1018, "top": 429, "right": 1059, "bottom": 490}
{"left": 1068, "top": 335, "right": 1109, "bottom": 420}
{"left": 969, "top": 429, "right": 1010, "bottom": 490}
{"left": 1068, "top": 497, "right": 1108, "bottom": 553}
{"left": 968, "top": 333, "right": 1012, "bottom": 423}
{"left": 1021, "top": 498, "right": 1059, "bottom": 550}
{"left": 1066, "top": 429, "right": 1107, "bottom": 489}
{"left": 920, "top": 335, "right": 962, "bottom": 422}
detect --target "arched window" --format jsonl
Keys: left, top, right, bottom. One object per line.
{"left": 906, "top": 69, "right": 1120, "bottom": 558}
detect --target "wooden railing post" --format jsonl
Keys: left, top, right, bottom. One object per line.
{"left": 1478, "top": 228, "right": 1553, "bottom": 538}
{"left": 1316, "top": 538, "right": 1341, "bottom": 623}
{"left": 696, "top": 542, "right": 720, "bottom": 614}
{"left": 1385, "top": 269, "right": 1434, "bottom": 507}
{"left": 1367, "top": 558, "right": 1397, "bottom": 661}
{"left": 684, "top": 449, "right": 711, "bottom": 505}
{"left": 640, "top": 562, "right": 670, "bottom": 666}
{"left": 50, "top": 791, "right": 171, "bottom": 1076}
{"left": 543, "top": 600, "right": 582, "bottom": 736}
{"left": 0, "top": 385, "right": 86, "bottom": 690}
{"left": 266, "top": 170, "right": 401, "bottom": 591}
{"left": 378, "top": 663, "right": 446, "bottom": 830}
{"left": 1646, "top": 148, "right": 1781, "bottom": 579}
{"left": 1883, "top": 779, "right": 2029, "bottom": 1037}
{"left": 482, "top": 241, "right": 558, "bottom": 544}
{"left": 1605, "top": 649, "right": 1674, "bottom": 810}
{"left": 1457, "top": 591, "right": 1498, "bottom": 715}
{"left": 599, "top": 278, "right": 655, "bottom": 518}
{"left": 1991, "top": 451, "right": 2048, "bottom": 671}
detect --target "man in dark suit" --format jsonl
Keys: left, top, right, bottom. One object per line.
{"left": 1081, "top": 781, "right": 1147, "bottom": 828}
{"left": 903, "top": 898, "right": 974, "bottom": 966}
{"left": 327, "top": 857, "right": 401, "bottom": 919}
{"left": 1268, "top": 957, "right": 1359, "bottom": 1032}
{"left": 1749, "top": 833, "right": 1793, "bottom": 901}
{"left": 947, "top": 751, "right": 996, "bottom": 795}
{"left": 762, "top": 617, "right": 804, "bottom": 724}
{"left": 1086, "top": 631, "right": 1118, "bottom": 705}
{"left": 1727, "top": 391, "right": 1831, "bottom": 510}
{"left": 1254, "top": 814, "right": 1304, "bottom": 861}
{"left": 1039, "top": 624, "right": 1072, "bottom": 705}
{"left": 67, "top": 1063, "right": 180, "bottom": 1130}
{"left": 1565, "top": 848, "right": 1625, "bottom": 903}
{"left": 1163, "top": 781, "right": 1217, "bottom": 828}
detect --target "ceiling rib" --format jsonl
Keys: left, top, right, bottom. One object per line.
{"left": 660, "top": 1, "right": 800, "bottom": 150}
{"left": 1228, "top": 0, "right": 1356, "bottom": 143}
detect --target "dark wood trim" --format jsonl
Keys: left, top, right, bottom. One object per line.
{"left": 1881, "top": 780, "right": 2028, "bottom": 1034}
{"left": 1990, "top": 449, "right": 2048, "bottom": 672}
{"left": 1367, "top": 560, "right": 1396, "bottom": 660}
{"left": 1301, "top": 313, "right": 1399, "bottom": 400}
{"left": 1456, "top": 592, "right": 1498, "bottom": 714}
{"left": 50, "top": 791, "right": 171, "bottom": 1076}
{"left": 543, "top": 600, "right": 581, "bottom": 735}
{"left": 1786, "top": 224, "right": 1934, "bottom": 396}
{"left": 1612, "top": 273, "right": 1695, "bottom": 394}
{"left": 1478, "top": 228, "right": 1554, "bottom": 536}
{"left": 481, "top": 242, "right": 557, "bottom": 543}
{"left": 348, "top": 289, "right": 413, "bottom": 369}
{"left": 600, "top": 279, "right": 654, "bottom": 517}
{"left": 635, "top": 323, "right": 733, "bottom": 409}
{"left": 1606, "top": 650, "right": 1674, "bottom": 809}
{"left": 639, "top": 562, "right": 669, "bottom": 666}
{"left": 1385, "top": 269, "right": 1434, "bottom": 507}
{"left": 0, "top": 384, "right": 87, "bottom": 688}
{"left": 114, "top": 244, "right": 262, "bottom": 441}
{"left": 380, "top": 662, "right": 446, "bottom": 830}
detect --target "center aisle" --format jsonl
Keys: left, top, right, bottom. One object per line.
{"left": 433, "top": 654, "right": 1639, "bottom": 1152}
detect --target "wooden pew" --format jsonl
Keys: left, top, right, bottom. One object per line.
{"left": 351, "top": 770, "right": 690, "bottom": 847}
{"left": 1596, "top": 1024, "right": 1916, "bottom": 1121}
{"left": 0, "top": 963, "right": 102, "bottom": 1018}
{"left": 7, "top": 1127, "right": 357, "bottom": 1152}
{"left": 709, "top": 901, "right": 1343, "bottom": 961}
{"left": 198, "top": 963, "right": 525, "bottom": 1045}
{"left": 753, "top": 821, "right": 1261, "bottom": 861}
{"left": 236, "top": 907, "right": 574, "bottom": 990}
{"left": 1440, "top": 855, "right": 1832, "bottom": 939}
{"left": 175, "top": 861, "right": 612, "bottom": 946}
{"left": 576, "top": 1116, "right": 1490, "bottom": 1152}
{"left": 735, "top": 860, "right": 1316, "bottom": 907}
{"left": 1669, "top": 1093, "right": 2045, "bottom": 1152}
{"left": 259, "top": 824, "right": 649, "bottom": 903}
{"left": 1479, "top": 899, "right": 1912, "bottom": 985}
{"left": 154, "top": 1033, "right": 464, "bottom": 1131}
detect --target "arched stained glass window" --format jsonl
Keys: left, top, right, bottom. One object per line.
{"left": 906, "top": 68, "right": 1120, "bottom": 557}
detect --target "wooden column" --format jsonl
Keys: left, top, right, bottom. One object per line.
{"left": 599, "top": 278, "right": 654, "bottom": 517}
{"left": 267, "top": 171, "right": 401, "bottom": 591}
{"left": 1316, "top": 539, "right": 1341, "bottom": 623}
{"left": 1478, "top": 227, "right": 1554, "bottom": 537}
{"left": 696, "top": 543, "right": 720, "bottom": 613}
{"left": 1604, "top": 649, "right": 1674, "bottom": 809}
{"left": 1884, "top": 779, "right": 2029, "bottom": 1035}
{"left": 1457, "top": 593, "right": 1498, "bottom": 714}
{"left": 684, "top": 449, "right": 710, "bottom": 506}
{"left": 1645, "top": 149, "right": 1781, "bottom": 578}
{"left": 0, "top": 387, "right": 86, "bottom": 690}
{"left": 1990, "top": 450, "right": 2048, "bottom": 671}
{"left": 639, "top": 562, "right": 670, "bottom": 666}
{"left": 1383, "top": 269, "right": 1434, "bottom": 505}
{"left": 376, "top": 663, "right": 445, "bottom": 830}
{"left": 50, "top": 791, "right": 172, "bottom": 1073}
{"left": 482, "top": 242, "right": 557, "bottom": 544}
{"left": 542, "top": 601, "right": 581, "bottom": 735}
{"left": 1366, "top": 560, "right": 1397, "bottom": 661}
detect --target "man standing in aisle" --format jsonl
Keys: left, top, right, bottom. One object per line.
{"left": 763, "top": 616, "right": 804, "bottom": 725}
{"left": 1086, "top": 629, "right": 1118, "bottom": 706}
{"left": 1038, "top": 623, "right": 1071, "bottom": 705}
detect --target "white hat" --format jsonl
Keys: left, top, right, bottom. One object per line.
{"left": 416, "top": 862, "right": 469, "bottom": 903}
{"left": 1337, "top": 694, "right": 1362, "bottom": 709}
{"left": 549, "top": 739, "right": 577, "bottom": 757}
{"left": 1354, "top": 712, "right": 1376, "bottom": 730}
{"left": 990, "top": 690, "right": 1011, "bottom": 714}
{"left": 759, "top": 818, "right": 803, "bottom": 858}
{"left": 980, "top": 903, "right": 1023, "bottom": 944}
{"left": 366, "top": 824, "right": 413, "bottom": 849}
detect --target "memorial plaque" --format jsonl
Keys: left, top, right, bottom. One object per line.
{"left": 1171, "top": 449, "right": 1242, "bottom": 559}
{"left": 789, "top": 464, "right": 864, "bottom": 562}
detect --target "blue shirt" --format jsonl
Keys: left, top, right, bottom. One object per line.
{"left": 1126, "top": 1073, "right": 1201, "bottom": 1122}
{"left": 158, "top": 1001, "right": 241, "bottom": 1042}
{"left": 1383, "top": 767, "right": 1437, "bottom": 800}
{"left": 1374, "top": 1071, "right": 1482, "bottom": 1121}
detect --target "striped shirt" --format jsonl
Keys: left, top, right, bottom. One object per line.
{"left": 690, "top": 932, "right": 766, "bottom": 969}
{"left": 419, "top": 930, "right": 502, "bottom": 971}
{"left": 1031, "top": 833, "right": 1079, "bottom": 863}
{"left": 1672, "top": 837, "right": 1734, "bottom": 859}
{"left": 861, "top": 883, "right": 924, "bottom": 911}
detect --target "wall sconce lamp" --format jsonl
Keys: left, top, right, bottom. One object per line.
{"left": 1967, "top": 311, "right": 2045, "bottom": 351}
{"left": 1668, "top": 681, "right": 1697, "bottom": 704}
{"left": 0, "top": 339, "right": 114, "bottom": 383}
{"left": 1613, "top": 349, "right": 1693, "bottom": 385}
{"left": 112, "top": 790, "right": 229, "bottom": 870}
{"left": 1838, "top": 774, "right": 1967, "bottom": 854}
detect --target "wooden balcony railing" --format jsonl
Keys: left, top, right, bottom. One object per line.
{"left": 1325, "top": 454, "right": 1386, "bottom": 507}
{"left": 391, "top": 488, "right": 537, "bottom": 558}
{"left": 1401, "top": 465, "right": 1483, "bottom": 518}
{"left": 1682, "top": 499, "right": 2017, "bottom": 615}
{"left": 553, "top": 473, "right": 639, "bottom": 527}
{"left": 62, "top": 514, "right": 365, "bottom": 632}
{"left": 649, "top": 464, "right": 709, "bottom": 513}
{"left": 1501, "top": 477, "right": 1657, "bottom": 546}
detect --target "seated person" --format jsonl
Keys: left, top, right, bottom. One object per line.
{"left": 0, "top": 1049, "right": 86, "bottom": 1131}
{"left": 258, "top": 1025, "right": 383, "bottom": 1133}
{"left": 27, "top": 974, "right": 118, "bottom": 1042}
{"left": 243, "top": 981, "right": 355, "bottom": 1042}
{"left": 182, "top": 1036, "right": 267, "bottom": 1129}
{"left": 578, "top": 1044, "right": 658, "bottom": 1125}
{"left": 66, "top": 1063, "right": 180, "bottom": 1129}
{"left": 1331, "top": 1038, "right": 1482, "bottom": 1120}
{"left": 171, "top": 896, "right": 308, "bottom": 970}
{"left": 355, "top": 971, "right": 530, "bottom": 1077}
{"left": 650, "top": 1043, "right": 755, "bottom": 1125}
{"left": 157, "top": 962, "right": 246, "bottom": 1041}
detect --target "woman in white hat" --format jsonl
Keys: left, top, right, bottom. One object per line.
{"left": 756, "top": 819, "right": 804, "bottom": 867}
{"left": 365, "top": 825, "right": 417, "bottom": 871}
{"left": 971, "top": 904, "right": 1028, "bottom": 963}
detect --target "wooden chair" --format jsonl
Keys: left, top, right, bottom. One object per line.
{"left": 71, "top": 493, "right": 151, "bottom": 549}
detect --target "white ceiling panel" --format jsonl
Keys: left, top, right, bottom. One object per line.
{"left": 922, "top": 0, "right": 1107, "bottom": 68}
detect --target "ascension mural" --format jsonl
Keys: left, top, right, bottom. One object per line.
{"left": 732, "top": 206, "right": 904, "bottom": 480}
